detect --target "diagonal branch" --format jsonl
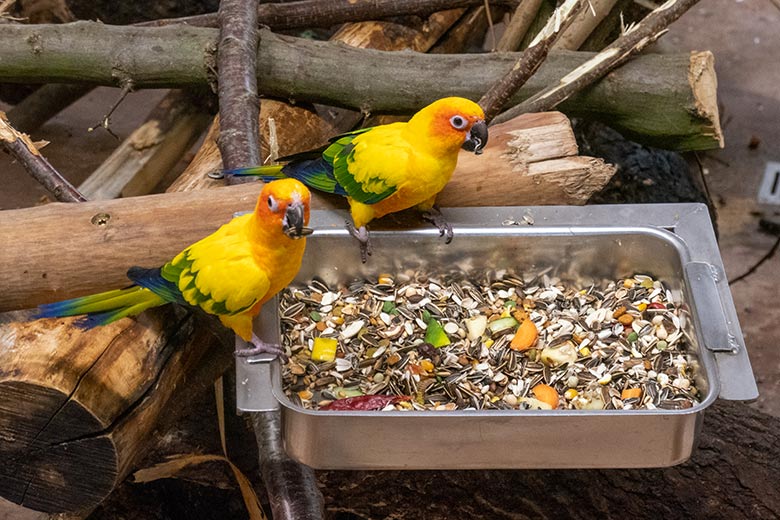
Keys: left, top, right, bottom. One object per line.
{"left": 493, "top": 0, "right": 702, "bottom": 124}
{"left": 479, "top": 0, "right": 585, "bottom": 122}
{"left": 0, "top": 112, "right": 86, "bottom": 202}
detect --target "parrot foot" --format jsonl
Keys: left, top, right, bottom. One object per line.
{"left": 346, "top": 220, "right": 372, "bottom": 263}
{"left": 235, "top": 333, "right": 287, "bottom": 361}
{"left": 421, "top": 206, "right": 454, "bottom": 244}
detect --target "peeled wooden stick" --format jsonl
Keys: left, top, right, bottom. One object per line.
{"left": 552, "top": 0, "right": 619, "bottom": 50}
{"left": 479, "top": 0, "right": 585, "bottom": 122}
{"left": 0, "top": 111, "right": 85, "bottom": 202}
{"left": 494, "top": 0, "right": 703, "bottom": 124}
{"left": 495, "top": 0, "right": 544, "bottom": 52}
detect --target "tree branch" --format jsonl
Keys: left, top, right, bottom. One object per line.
{"left": 0, "top": 22, "right": 722, "bottom": 151}
{"left": 141, "top": 0, "right": 516, "bottom": 29}
{"left": 493, "top": 0, "right": 703, "bottom": 124}
{"left": 216, "top": 0, "right": 260, "bottom": 173}
{"left": 479, "top": 0, "right": 584, "bottom": 122}
{"left": 0, "top": 111, "right": 86, "bottom": 202}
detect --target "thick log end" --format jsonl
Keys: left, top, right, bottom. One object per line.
{"left": 688, "top": 50, "right": 724, "bottom": 149}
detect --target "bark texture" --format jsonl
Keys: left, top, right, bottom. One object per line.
{"left": 216, "top": 0, "right": 260, "bottom": 172}
{"left": 0, "top": 23, "right": 722, "bottom": 151}
{"left": 0, "top": 111, "right": 86, "bottom": 202}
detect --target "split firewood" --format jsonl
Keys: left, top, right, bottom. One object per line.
{"left": 495, "top": 0, "right": 544, "bottom": 52}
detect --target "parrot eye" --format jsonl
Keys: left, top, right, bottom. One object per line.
{"left": 267, "top": 195, "right": 278, "bottom": 212}
{"left": 450, "top": 115, "right": 467, "bottom": 130}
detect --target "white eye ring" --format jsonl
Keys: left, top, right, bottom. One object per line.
{"left": 267, "top": 195, "right": 278, "bottom": 211}
{"left": 450, "top": 115, "right": 467, "bottom": 130}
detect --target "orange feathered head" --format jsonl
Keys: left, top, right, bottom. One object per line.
{"left": 255, "top": 178, "right": 313, "bottom": 239}
{"left": 409, "top": 97, "right": 488, "bottom": 156}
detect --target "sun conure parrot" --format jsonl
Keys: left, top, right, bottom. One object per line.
{"left": 224, "top": 97, "right": 488, "bottom": 262}
{"left": 35, "top": 179, "right": 313, "bottom": 357}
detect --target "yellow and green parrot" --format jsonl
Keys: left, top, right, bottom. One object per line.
{"left": 225, "top": 97, "right": 488, "bottom": 261}
{"left": 35, "top": 179, "right": 312, "bottom": 357}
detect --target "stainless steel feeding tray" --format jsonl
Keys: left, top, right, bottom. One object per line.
{"left": 237, "top": 203, "right": 757, "bottom": 469}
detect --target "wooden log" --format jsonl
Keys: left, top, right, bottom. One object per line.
{"left": 0, "top": 309, "right": 233, "bottom": 514}
{"left": 0, "top": 111, "right": 611, "bottom": 313}
{"left": 0, "top": 23, "right": 723, "bottom": 151}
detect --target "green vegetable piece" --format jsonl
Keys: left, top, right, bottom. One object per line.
{"left": 487, "top": 316, "right": 519, "bottom": 335}
{"left": 504, "top": 300, "right": 517, "bottom": 309}
{"left": 309, "top": 311, "right": 322, "bottom": 322}
{"left": 382, "top": 301, "right": 397, "bottom": 314}
{"left": 422, "top": 309, "right": 432, "bottom": 324}
{"left": 627, "top": 331, "right": 639, "bottom": 343}
{"left": 425, "top": 318, "right": 451, "bottom": 348}
{"left": 332, "top": 386, "right": 365, "bottom": 398}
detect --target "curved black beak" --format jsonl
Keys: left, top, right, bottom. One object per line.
{"left": 461, "top": 120, "right": 488, "bottom": 155}
{"left": 283, "top": 202, "right": 313, "bottom": 239}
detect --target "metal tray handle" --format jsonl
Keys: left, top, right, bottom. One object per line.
{"left": 685, "top": 261, "right": 759, "bottom": 401}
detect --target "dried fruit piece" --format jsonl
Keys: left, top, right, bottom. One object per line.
{"left": 618, "top": 314, "right": 634, "bottom": 325}
{"left": 531, "top": 383, "right": 559, "bottom": 409}
{"left": 621, "top": 388, "right": 642, "bottom": 400}
{"left": 311, "top": 337, "right": 338, "bottom": 362}
{"left": 420, "top": 359, "right": 435, "bottom": 372}
{"left": 509, "top": 318, "right": 538, "bottom": 351}
{"left": 321, "top": 395, "right": 410, "bottom": 411}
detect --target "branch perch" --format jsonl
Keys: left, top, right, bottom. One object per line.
{"left": 216, "top": 0, "right": 260, "bottom": 173}
{"left": 494, "top": 0, "right": 706, "bottom": 126}
{"left": 479, "top": 0, "right": 584, "bottom": 122}
{"left": 0, "top": 23, "right": 722, "bottom": 151}
{"left": 0, "top": 111, "right": 86, "bottom": 202}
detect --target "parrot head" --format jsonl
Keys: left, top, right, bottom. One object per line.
{"left": 256, "top": 179, "right": 313, "bottom": 239}
{"left": 409, "top": 97, "right": 489, "bottom": 156}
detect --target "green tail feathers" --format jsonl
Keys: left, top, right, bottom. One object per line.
{"left": 36, "top": 286, "right": 166, "bottom": 329}
{"left": 223, "top": 164, "right": 285, "bottom": 180}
